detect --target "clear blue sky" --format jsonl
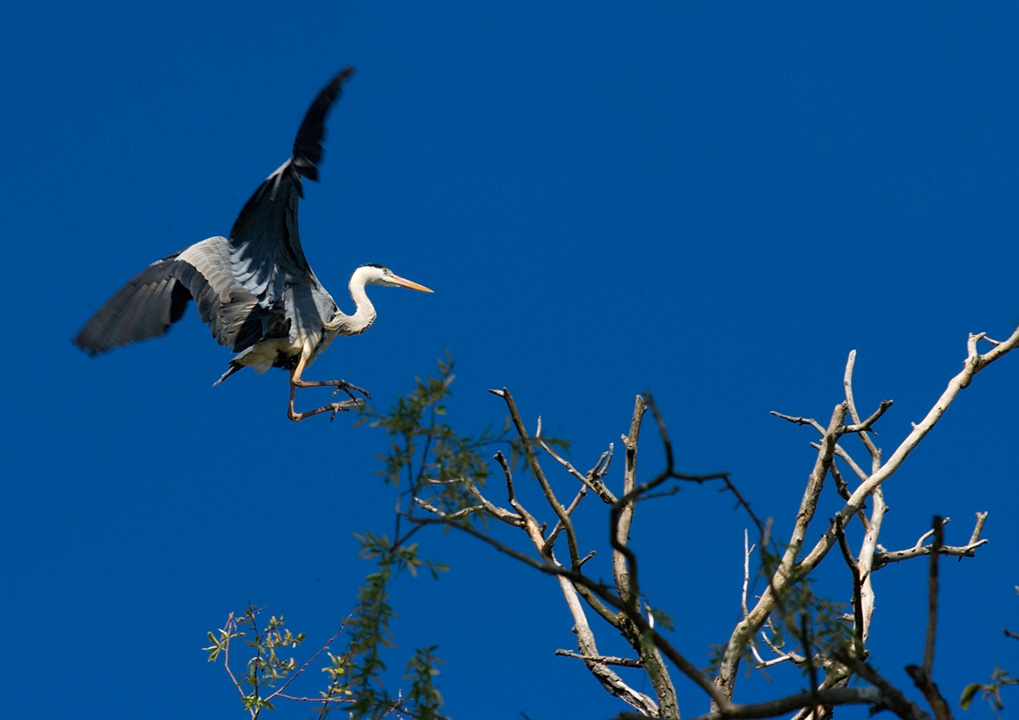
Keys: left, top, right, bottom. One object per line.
{"left": 3, "top": 4, "right": 1017, "bottom": 719}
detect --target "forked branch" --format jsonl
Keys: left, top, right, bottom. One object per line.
{"left": 717, "top": 328, "right": 1019, "bottom": 704}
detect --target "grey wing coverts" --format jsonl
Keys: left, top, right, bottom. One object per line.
{"left": 72, "top": 252, "right": 196, "bottom": 355}
{"left": 73, "top": 67, "right": 355, "bottom": 367}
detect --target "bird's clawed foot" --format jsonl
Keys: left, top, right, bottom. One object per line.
{"left": 287, "top": 397, "right": 363, "bottom": 422}
{"left": 327, "top": 398, "right": 363, "bottom": 421}
{"left": 331, "top": 380, "right": 371, "bottom": 402}
{"left": 287, "top": 377, "right": 372, "bottom": 422}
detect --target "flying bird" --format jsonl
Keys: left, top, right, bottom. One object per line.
{"left": 74, "top": 67, "right": 433, "bottom": 421}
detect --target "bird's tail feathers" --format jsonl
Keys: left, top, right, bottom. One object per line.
{"left": 214, "top": 360, "right": 245, "bottom": 386}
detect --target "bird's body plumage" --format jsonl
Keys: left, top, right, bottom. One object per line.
{"left": 74, "top": 68, "right": 432, "bottom": 420}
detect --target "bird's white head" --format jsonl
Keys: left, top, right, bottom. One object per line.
{"left": 354, "top": 264, "right": 434, "bottom": 293}
{"left": 336, "top": 264, "right": 433, "bottom": 337}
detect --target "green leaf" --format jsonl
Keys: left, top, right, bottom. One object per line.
{"left": 960, "top": 682, "right": 982, "bottom": 710}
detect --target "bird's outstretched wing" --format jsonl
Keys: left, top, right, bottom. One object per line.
{"left": 73, "top": 237, "right": 276, "bottom": 356}
{"left": 228, "top": 67, "right": 356, "bottom": 307}
{"left": 73, "top": 253, "right": 192, "bottom": 355}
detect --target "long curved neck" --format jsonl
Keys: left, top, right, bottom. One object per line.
{"left": 334, "top": 269, "right": 377, "bottom": 336}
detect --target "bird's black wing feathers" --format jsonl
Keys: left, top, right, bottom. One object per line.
{"left": 292, "top": 66, "right": 355, "bottom": 183}
{"left": 228, "top": 67, "right": 356, "bottom": 306}
{"left": 73, "top": 253, "right": 190, "bottom": 355}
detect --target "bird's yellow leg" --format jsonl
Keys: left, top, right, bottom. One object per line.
{"left": 286, "top": 355, "right": 370, "bottom": 422}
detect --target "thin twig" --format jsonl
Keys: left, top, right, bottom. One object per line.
{"left": 770, "top": 411, "right": 827, "bottom": 433}
{"left": 799, "top": 603, "right": 820, "bottom": 715}
{"left": 845, "top": 400, "right": 894, "bottom": 434}
{"left": 495, "top": 389, "right": 582, "bottom": 566}
{"left": 554, "top": 649, "right": 644, "bottom": 668}
{"left": 856, "top": 485, "right": 886, "bottom": 646}
{"left": 963, "top": 511, "right": 988, "bottom": 558}
{"left": 904, "top": 664, "right": 954, "bottom": 720}
{"left": 834, "top": 516, "right": 865, "bottom": 657}
{"left": 465, "top": 482, "right": 524, "bottom": 526}
{"left": 842, "top": 655, "right": 933, "bottom": 720}
{"left": 612, "top": 395, "right": 647, "bottom": 608}
{"left": 219, "top": 612, "right": 247, "bottom": 705}
{"left": 843, "top": 350, "right": 884, "bottom": 471}
{"left": 923, "top": 517, "right": 944, "bottom": 677}
{"left": 872, "top": 513, "right": 988, "bottom": 570}
{"left": 543, "top": 484, "right": 588, "bottom": 555}
{"left": 265, "top": 623, "right": 347, "bottom": 706}
{"left": 719, "top": 402, "right": 848, "bottom": 699}
{"left": 741, "top": 529, "right": 755, "bottom": 618}
{"left": 679, "top": 685, "right": 887, "bottom": 720}
{"left": 830, "top": 443, "right": 869, "bottom": 482}
{"left": 541, "top": 438, "right": 616, "bottom": 504}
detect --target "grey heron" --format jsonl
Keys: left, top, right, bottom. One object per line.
{"left": 74, "top": 67, "right": 433, "bottom": 421}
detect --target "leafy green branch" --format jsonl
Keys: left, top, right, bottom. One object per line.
{"left": 204, "top": 606, "right": 316, "bottom": 718}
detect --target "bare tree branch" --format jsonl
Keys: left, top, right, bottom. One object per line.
{"left": 489, "top": 388, "right": 581, "bottom": 565}
{"left": 862, "top": 487, "right": 886, "bottom": 637}
{"left": 410, "top": 509, "right": 663, "bottom": 715}
{"left": 844, "top": 655, "right": 933, "bottom": 720}
{"left": 964, "top": 511, "right": 988, "bottom": 553}
{"left": 541, "top": 437, "right": 616, "bottom": 504}
{"left": 839, "top": 329, "right": 1019, "bottom": 517}
{"left": 717, "top": 401, "right": 848, "bottom": 700}
{"left": 843, "top": 349, "right": 885, "bottom": 469}
{"left": 900, "top": 516, "right": 956, "bottom": 720}
{"left": 845, "top": 399, "right": 894, "bottom": 434}
{"left": 411, "top": 327, "right": 1017, "bottom": 719}
{"left": 741, "top": 530, "right": 755, "bottom": 619}
{"left": 872, "top": 514, "right": 989, "bottom": 570}
{"left": 904, "top": 663, "right": 954, "bottom": 720}
{"left": 680, "top": 685, "right": 888, "bottom": 720}
{"left": 831, "top": 443, "right": 869, "bottom": 482}
{"left": 554, "top": 649, "right": 644, "bottom": 668}
{"left": 923, "top": 517, "right": 944, "bottom": 677}
{"left": 613, "top": 395, "right": 647, "bottom": 608}
{"left": 543, "top": 483, "right": 587, "bottom": 556}
{"left": 799, "top": 604, "right": 821, "bottom": 718}
{"left": 770, "top": 411, "right": 826, "bottom": 434}
{"left": 834, "top": 516, "right": 865, "bottom": 657}
{"left": 718, "top": 328, "right": 1019, "bottom": 702}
